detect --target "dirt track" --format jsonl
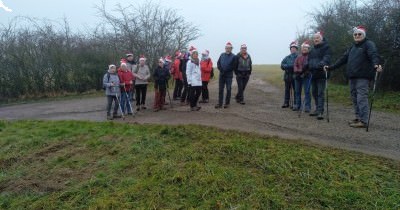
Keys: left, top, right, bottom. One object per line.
{"left": 1, "top": 71, "right": 399, "bottom": 160}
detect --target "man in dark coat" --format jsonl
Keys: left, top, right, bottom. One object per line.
{"left": 216, "top": 42, "right": 237, "bottom": 109}
{"left": 325, "top": 26, "right": 382, "bottom": 128}
{"left": 308, "top": 31, "right": 331, "bottom": 120}
{"left": 235, "top": 44, "right": 253, "bottom": 105}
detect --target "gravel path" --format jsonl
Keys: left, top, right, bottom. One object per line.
{"left": 1, "top": 71, "right": 399, "bottom": 160}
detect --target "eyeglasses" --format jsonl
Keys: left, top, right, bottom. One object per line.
{"left": 353, "top": 33, "right": 363, "bottom": 37}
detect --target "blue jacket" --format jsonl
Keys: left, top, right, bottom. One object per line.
{"left": 103, "top": 71, "right": 121, "bottom": 96}
{"left": 281, "top": 53, "right": 298, "bottom": 81}
{"left": 217, "top": 52, "right": 237, "bottom": 77}
{"left": 308, "top": 41, "right": 331, "bottom": 79}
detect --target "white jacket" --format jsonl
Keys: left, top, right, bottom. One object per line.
{"left": 186, "top": 60, "right": 202, "bottom": 87}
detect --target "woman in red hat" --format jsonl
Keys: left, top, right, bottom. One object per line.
{"left": 200, "top": 50, "right": 213, "bottom": 103}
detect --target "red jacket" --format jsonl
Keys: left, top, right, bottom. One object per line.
{"left": 200, "top": 59, "right": 213, "bottom": 82}
{"left": 118, "top": 69, "right": 135, "bottom": 91}
{"left": 170, "top": 59, "right": 182, "bottom": 80}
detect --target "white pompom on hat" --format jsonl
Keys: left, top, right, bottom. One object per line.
{"left": 109, "top": 64, "right": 116, "bottom": 69}
{"left": 314, "top": 31, "right": 324, "bottom": 39}
{"left": 139, "top": 55, "right": 146, "bottom": 62}
{"left": 301, "top": 40, "right": 311, "bottom": 48}
{"left": 289, "top": 41, "right": 298, "bottom": 49}
{"left": 225, "top": 42, "right": 233, "bottom": 48}
{"left": 353, "top": 25, "right": 367, "bottom": 37}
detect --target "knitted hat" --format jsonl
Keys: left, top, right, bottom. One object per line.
{"left": 226, "top": 42, "right": 233, "bottom": 48}
{"left": 353, "top": 26, "right": 366, "bottom": 37}
{"left": 139, "top": 55, "right": 146, "bottom": 62}
{"left": 314, "top": 31, "right": 324, "bottom": 39}
{"left": 301, "top": 40, "right": 311, "bottom": 48}
{"left": 289, "top": 41, "right": 298, "bottom": 49}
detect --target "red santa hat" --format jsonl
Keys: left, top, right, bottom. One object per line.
{"left": 202, "top": 50, "right": 210, "bottom": 56}
{"left": 301, "top": 40, "right": 311, "bottom": 48}
{"left": 226, "top": 42, "right": 233, "bottom": 48}
{"left": 120, "top": 58, "right": 127, "bottom": 63}
{"left": 315, "top": 31, "right": 324, "bottom": 39}
{"left": 175, "top": 50, "right": 182, "bottom": 57}
{"left": 159, "top": 57, "right": 165, "bottom": 64}
{"left": 139, "top": 55, "right": 146, "bottom": 62}
{"left": 165, "top": 55, "right": 172, "bottom": 62}
{"left": 126, "top": 52, "right": 134, "bottom": 57}
{"left": 241, "top": 44, "right": 247, "bottom": 49}
{"left": 353, "top": 25, "right": 366, "bottom": 37}
{"left": 289, "top": 41, "right": 298, "bottom": 49}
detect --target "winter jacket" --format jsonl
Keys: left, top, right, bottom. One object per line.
{"left": 308, "top": 41, "right": 331, "bottom": 79}
{"left": 331, "top": 38, "right": 380, "bottom": 80}
{"left": 294, "top": 54, "right": 309, "bottom": 74}
{"left": 200, "top": 58, "right": 213, "bottom": 82}
{"left": 281, "top": 53, "right": 298, "bottom": 81}
{"left": 118, "top": 69, "right": 134, "bottom": 92}
{"left": 153, "top": 66, "right": 170, "bottom": 90}
{"left": 126, "top": 61, "right": 136, "bottom": 72}
{"left": 133, "top": 65, "right": 151, "bottom": 85}
{"left": 187, "top": 59, "right": 202, "bottom": 87}
{"left": 103, "top": 71, "right": 121, "bottom": 96}
{"left": 171, "top": 59, "right": 183, "bottom": 80}
{"left": 217, "top": 52, "right": 237, "bottom": 78}
{"left": 235, "top": 53, "right": 252, "bottom": 77}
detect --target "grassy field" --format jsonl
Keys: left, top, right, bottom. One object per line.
{"left": 0, "top": 120, "right": 399, "bottom": 209}
{"left": 255, "top": 65, "right": 400, "bottom": 113}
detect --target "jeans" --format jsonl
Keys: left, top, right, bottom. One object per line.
{"left": 190, "top": 86, "right": 202, "bottom": 108}
{"left": 173, "top": 79, "right": 183, "bottom": 99}
{"left": 284, "top": 79, "right": 295, "bottom": 106}
{"left": 236, "top": 75, "right": 250, "bottom": 102}
{"left": 311, "top": 78, "right": 326, "bottom": 114}
{"left": 294, "top": 74, "right": 312, "bottom": 111}
{"left": 106, "top": 95, "right": 119, "bottom": 115}
{"left": 120, "top": 91, "right": 133, "bottom": 114}
{"left": 218, "top": 75, "right": 233, "bottom": 106}
{"left": 135, "top": 84, "right": 147, "bottom": 106}
{"left": 201, "top": 81, "right": 209, "bottom": 101}
{"left": 350, "top": 79, "right": 370, "bottom": 123}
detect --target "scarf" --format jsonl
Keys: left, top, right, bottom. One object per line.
{"left": 191, "top": 57, "right": 199, "bottom": 66}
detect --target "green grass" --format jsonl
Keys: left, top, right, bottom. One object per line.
{"left": 0, "top": 120, "right": 399, "bottom": 209}
{"left": 255, "top": 65, "right": 400, "bottom": 113}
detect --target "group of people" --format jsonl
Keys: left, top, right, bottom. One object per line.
{"left": 280, "top": 26, "right": 383, "bottom": 128}
{"left": 102, "top": 42, "right": 253, "bottom": 119}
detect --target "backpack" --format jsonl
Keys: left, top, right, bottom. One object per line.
{"left": 102, "top": 72, "right": 111, "bottom": 90}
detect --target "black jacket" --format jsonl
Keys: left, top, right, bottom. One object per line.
{"left": 331, "top": 39, "right": 380, "bottom": 80}
{"left": 235, "top": 53, "right": 253, "bottom": 76}
{"left": 153, "top": 66, "right": 170, "bottom": 90}
{"left": 308, "top": 41, "right": 331, "bottom": 79}
{"left": 217, "top": 52, "right": 237, "bottom": 78}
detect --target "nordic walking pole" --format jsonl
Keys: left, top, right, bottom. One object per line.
{"left": 325, "top": 71, "right": 330, "bottom": 123}
{"left": 366, "top": 71, "right": 380, "bottom": 132}
{"left": 299, "top": 73, "right": 313, "bottom": 118}
{"left": 124, "top": 84, "right": 135, "bottom": 117}
{"left": 115, "top": 92, "right": 125, "bottom": 120}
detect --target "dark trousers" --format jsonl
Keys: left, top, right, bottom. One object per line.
{"left": 135, "top": 84, "right": 147, "bottom": 106}
{"left": 181, "top": 74, "right": 190, "bottom": 103}
{"left": 311, "top": 78, "right": 326, "bottom": 114}
{"left": 218, "top": 75, "right": 233, "bottom": 106}
{"left": 154, "top": 88, "right": 166, "bottom": 110}
{"left": 173, "top": 79, "right": 183, "bottom": 99}
{"left": 284, "top": 79, "right": 295, "bottom": 106}
{"left": 106, "top": 95, "right": 119, "bottom": 115}
{"left": 201, "top": 81, "right": 209, "bottom": 101}
{"left": 190, "top": 86, "right": 202, "bottom": 108}
{"left": 235, "top": 75, "right": 250, "bottom": 102}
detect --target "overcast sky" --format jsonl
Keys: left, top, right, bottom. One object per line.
{"left": 0, "top": 0, "right": 328, "bottom": 64}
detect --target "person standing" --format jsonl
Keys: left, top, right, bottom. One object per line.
{"left": 133, "top": 56, "right": 151, "bottom": 111}
{"left": 200, "top": 50, "right": 213, "bottom": 103}
{"left": 126, "top": 52, "right": 137, "bottom": 102}
{"left": 308, "top": 31, "right": 331, "bottom": 120}
{"left": 180, "top": 51, "right": 191, "bottom": 105}
{"left": 216, "top": 42, "right": 237, "bottom": 109}
{"left": 153, "top": 58, "right": 170, "bottom": 112}
{"left": 293, "top": 40, "right": 311, "bottom": 112}
{"left": 235, "top": 44, "right": 252, "bottom": 105}
{"left": 103, "top": 64, "right": 121, "bottom": 120}
{"left": 280, "top": 41, "right": 298, "bottom": 108}
{"left": 171, "top": 51, "right": 183, "bottom": 100}
{"left": 325, "top": 26, "right": 382, "bottom": 128}
{"left": 187, "top": 50, "right": 203, "bottom": 111}
{"left": 118, "top": 63, "right": 134, "bottom": 115}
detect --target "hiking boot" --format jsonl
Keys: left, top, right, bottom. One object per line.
{"left": 348, "top": 119, "right": 360, "bottom": 125}
{"left": 239, "top": 101, "right": 246, "bottom": 105}
{"left": 136, "top": 107, "right": 140, "bottom": 111}
{"left": 350, "top": 121, "right": 367, "bottom": 128}
{"left": 127, "top": 113, "right": 133, "bottom": 116}
{"left": 107, "top": 114, "right": 113, "bottom": 120}
{"left": 191, "top": 106, "right": 201, "bottom": 111}
{"left": 113, "top": 114, "right": 122, "bottom": 118}
{"left": 281, "top": 104, "right": 289, "bottom": 108}
{"left": 215, "top": 104, "right": 222, "bottom": 109}
{"left": 199, "top": 100, "right": 206, "bottom": 104}
{"left": 305, "top": 110, "right": 310, "bottom": 113}
{"left": 309, "top": 111, "right": 319, "bottom": 116}
{"left": 153, "top": 108, "right": 160, "bottom": 112}
{"left": 292, "top": 108, "right": 300, "bottom": 111}
{"left": 223, "top": 104, "right": 230, "bottom": 109}
{"left": 317, "top": 113, "right": 324, "bottom": 120}
{"left": 141, "top": 105, "right": 147, "bottom": 110}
